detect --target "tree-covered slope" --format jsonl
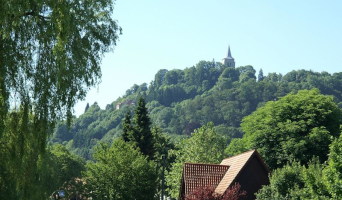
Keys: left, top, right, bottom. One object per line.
{"left": 50, "top": 60, "right": 342, "bottom": 159}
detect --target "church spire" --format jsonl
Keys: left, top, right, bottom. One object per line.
{"left": 222, "top": 45, "right": 235, "bottom": 68}
{"left": 226, "top": 45, "right": 232, "bottom": 58}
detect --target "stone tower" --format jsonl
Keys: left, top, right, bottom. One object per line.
{"left": 222, "top": 46, "right": 235, "bottom": 68}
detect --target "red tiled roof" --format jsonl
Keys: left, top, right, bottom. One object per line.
{"left": 182, "top": 163, "right": 230, "bottom": 198}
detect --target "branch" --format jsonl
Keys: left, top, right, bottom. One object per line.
{"left": 24, "top": 10, "right": 51, "bottom": 21}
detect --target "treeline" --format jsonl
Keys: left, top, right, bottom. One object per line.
{"left": 50, "top": 60, "right": 342, "bottom": 160}
{"left": 78, "top": 89, "right": 342, "bottom": 199}
{"left": 165, "top": 89, "right": 342, "bottom": 199}
{"left": 4, "top": 85, "right": 341, "bottom": 199}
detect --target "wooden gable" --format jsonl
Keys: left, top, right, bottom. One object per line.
{"left": 216, "top": 150, "right": 269, "bottom": 200}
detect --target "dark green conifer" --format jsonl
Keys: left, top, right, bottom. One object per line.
{"left": 258, "top": 69, "right": 264, "bottom": 81}
{"left": 121, "top": 97, "right": 155, "bottom": 159}
{"left": 122, "top": 110, "right": 133, "bottom": 142}
{"left": 132, "top": 97, "right": 155, "bottom": 159}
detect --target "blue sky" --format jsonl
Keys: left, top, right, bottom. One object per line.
{"left": 74, "top": 0, "right": 342, "bottom": 116}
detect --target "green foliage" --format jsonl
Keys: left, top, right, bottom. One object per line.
{"left": 1, "top": 108, "right": 86, "bottom": 200}
{"left": 51, "top": 101, "right": 128, "bottom": 159}
{"left": 225, "top": 138, "right": 249, "bottom": 157}
{"left": 133, "top": 97, "right": 154, "bottom": 157}
{"left": 0, "top": 109, "right": 43, "bottom": 200}
{"left": 304, "top": 159, "right": 330, "bottom": 198}
{"left": 122, "top": 109, "right": 133, "bottom": 142}
{"left": 324, "top": 134, "right": 342, "bottom": 199}
{"left": 52, "top": 65, "right": 342, "bottom": 164}
{"left": 152, "top": 126, "right": 177, "bottom": 199}
{"left": 0, "top": 0, "right": 121, "bottom": 132}
{"left": 84, "top": 139, "right": 157, "bottom": 200}
{"left": 256, "top": 161, "right": 304, "bottom": 199}
{"left": 0, "top": 113, "right": 85, "bottom": 200}
{"left": 0, "top": 0, "right": 120, "bottom": 198}
{"left": 257, "top": 134, "right": 342, "bottom": 200}
{"left": 256, "top": 159, "right": 330, "bottom": 200}
{"left": 50, "top": 144, "right": 85, "bottom": 186}
{"left": 228, "top": 89, "right": 341, "bottom": 169}
{"left": 122, "top": 97, "right": 156, "bottom": 159}
{"left": 39, "top": 144, "right": 86, "bottom": 200}
{"left": 152, "top": 126, "right": 175, "bottom": 161}
{"left": 166, "top": 122, "right": 227, "bottom": 199}
{"left": 258, "top": 69, "right": 264, "bottom": 81}
{"left": 238, "top": 65, "right": 256, "bottom": 82}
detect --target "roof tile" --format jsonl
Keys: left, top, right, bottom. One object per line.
{"left": 183, "top": 163, "right": 229, "bottom": 198}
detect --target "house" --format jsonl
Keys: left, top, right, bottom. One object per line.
{"left": 116, "top": 99, "right": 136, "bottom": 110}
{"left": 179, "top": 150, "right": 269, "bottom": 200}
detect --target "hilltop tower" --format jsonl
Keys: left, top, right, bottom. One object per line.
{"left": 222, "top": 46, "right": 235, "bottom": 68}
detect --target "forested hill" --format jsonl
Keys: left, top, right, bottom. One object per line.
{"left": 50, "top": 60, "right": 342, "bottom": 159}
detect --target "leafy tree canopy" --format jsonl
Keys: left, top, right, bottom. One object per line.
{"left": 52, "top": 64, "right": 342, "bottom": 164}
{"left": 0, "top": 0, "right": 121, "bottom": 136}
{"left": 256, "top": 159, "right": 330, "bottom": 200}
{"left": 227, "top": 89, "right": 342, "bottom": 170}
{"left": 257, "top": 134, "right": 342, "bottom": 199}
{"left": 0, "top": 0, "right": 121, "bottom": 198}
{"left": 84, "top": 139, "right": 157, "bottom": 200}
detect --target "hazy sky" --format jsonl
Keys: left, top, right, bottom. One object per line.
{"left": 74, "top": 0, "right": 342, "bottom": 116}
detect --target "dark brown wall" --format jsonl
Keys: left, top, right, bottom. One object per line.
{"left": 179, "top": 176, "right": 185, "bottom": 200}
{"left": 234, "top": 155, "right": 270, "bottom": 200}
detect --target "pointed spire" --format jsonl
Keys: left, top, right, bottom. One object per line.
{"left": 222, "top": 45, "right": 235, "bottom": 67}
{"left": 226, "top": 45, "right": 232, "bottom": 58}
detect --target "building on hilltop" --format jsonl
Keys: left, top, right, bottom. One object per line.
{"left": 116, "top": 99, "right": 136, "bottom": 110}
{"left": 222, "top": 46, "right": 235, "bottom": 68}
{"left": 179, "top": 149, "right": 270, "bottom": 200}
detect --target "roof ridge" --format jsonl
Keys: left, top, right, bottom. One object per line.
{"left": 221, "top": 149, "right": 255, "bottom": 161}
{"left": 184, "top": 162, "right": 229, "bottom": 167}
{"left": 215, "top": 150, "right": 257, "bottom": 194}
{"left": 225, "top": 149, "right": 269, "bottom": 186}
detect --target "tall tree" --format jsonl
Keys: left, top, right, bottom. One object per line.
{"left": 122, "top": 97, "right": 155, "bottom": 159}
{"left": 122, "top": 109, "right": 133, "bottom": 142}
{"left": 227, "top": 89, "right": 342, "bottom": 170}
{"left": 0, "top": 0, "right": 121, "bottom": 199}
{"left": 258, "top": 69, "right": 264, "bottom": 81}
{"left": 151, "top": 126, "right": 176, "bottom": 199}
{"left": 133, "top": 97, "right": 155, "bottom": 158}
{"left": 0, "top": 0, "right": 121, "bottom": 131}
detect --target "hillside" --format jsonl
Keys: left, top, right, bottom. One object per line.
{"left": 50, "top": 60, "right": 342, "bottom": 159}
